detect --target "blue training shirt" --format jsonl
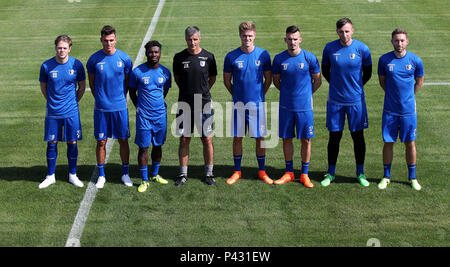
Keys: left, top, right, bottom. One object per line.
{"left": 322, "top": 39, "right": 372, "bottom": 105}
{"left": 272, "top": 49, "right": 321, "bottom": 112}
{"left": 223, "top": 46, "right": 271, "bottom": 105}
{"left": 378, "top": 50, "right": 424, "bottom": 116}
{"left": 39, "top": 56, "right": 85, "bottom": 119}
{"left": 129, "top": 63, "right": 171, "bottom": 121}
{"left": 86, "top": 49, "right": 132, "bottom": 112}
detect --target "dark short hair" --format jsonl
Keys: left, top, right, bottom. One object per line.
{"left": 336, "top": 17, "right": 352, "bottom": 29}
{"left": 145, "top": 40, "right": 162, "bottom": 54}
{"left": 392, "top": 28, "right": 408, "bottom": 39}
{"left": 101, "top": 25, "right": 116, "bottom": 37}
{"left": 54, "top": 35, "right": 72, "bottom": 47}
{"left": 286, "top": 25, "right": 300, "bottom": 34}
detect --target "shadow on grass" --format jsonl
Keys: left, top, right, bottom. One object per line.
{"left": 0, "top": 163, "right": 402, "bottom": 187}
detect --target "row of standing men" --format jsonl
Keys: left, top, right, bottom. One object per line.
{"left": 38, "top": 18, "right": 424, "bottom": 192}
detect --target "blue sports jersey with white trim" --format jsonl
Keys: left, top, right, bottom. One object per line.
{"left": 224, "top": 46, "right": 271, "bottom": 104}
{"left": 322, "top": 39, "right": 372, "bottom": 105}
{"left": 272, "top": 49, "right": 320, "bottom": 112}
{"left": 39, "top": 56, "right": 85, "bottom": 119}
{"left": 129, "top": 63, "right": 171, "bottom": 121}
{"left": 86, "top": 49, "right": 132, "bottom": 112}
{"left": 378, "top": 51, "right": 424, "bottom": 116}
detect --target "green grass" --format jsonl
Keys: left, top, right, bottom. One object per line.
{"left": 0, "top": 0, "right": 449, "bottom": 247}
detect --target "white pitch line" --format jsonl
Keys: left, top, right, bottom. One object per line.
{"left": 424, "top": 82, "right": 450, "bottom": 86}
{"left": 65, "top": 0, "right": 166, "bottom": 247}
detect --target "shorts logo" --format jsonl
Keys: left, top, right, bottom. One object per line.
{"left": 282, "top": 63, "right": 289, "bottom": 70}
{"left": 308, "top": 126, "right": 314, "bottom": 136}
{"left": 49, "top": 134, "right": 55, "bottom": 141}
{"left": 236, "top": 61, "right": 244, "bottom": 69}
{"left": 99, "top": 133, "right": 104, "bottom": 139}
{"left": 406, "top": 64, "right": 412, "bottom": 70}
{"left": 76, "top": 130, "right": 81, "bottom": 139}
{"left": 298, "top": 63, "right": 304, "bottom": 69}
{"left": 117, "top": 61, "right": 123, "bottom": 68}
{"left": 200, "top": 61, "right": 205, "bottom": 67}
{"left": 350, "top": 53, "right": 356, "bottom": 59}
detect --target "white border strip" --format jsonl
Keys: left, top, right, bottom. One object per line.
{"left": 65, "top": 0, "right": 165, "bottom": 247}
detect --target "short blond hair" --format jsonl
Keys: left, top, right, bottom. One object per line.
{"left": 239, "top": 21, "right": 256, "bottom": 34}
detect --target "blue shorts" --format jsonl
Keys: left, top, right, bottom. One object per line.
{"left": 94, "top": 109, "right": 130, "bottom": 140}
{"left": 232, "top": 103, "right": 267, "bottom": 138}
{"left": 326, "top": 101, "right": 368, "bottom": 132}
{"left": 135, "top": 113, "right": 166, "bottom": 147}
{"left": 44, "top": 113, "right": 82, "bottom": 142}
{"left": 382, "top": 112, "right": 417, "bottom": 143}
{"left": 279, "top": 109, "right": 314, "bottom": 139}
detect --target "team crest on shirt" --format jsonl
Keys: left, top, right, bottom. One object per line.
{"left": 68, "top": 69, "right": 75, "bottom": 75}
{"left": 350, "top": 53, "right": 356, "bottom": 59}
{"left": 200, "top": 61, "right": 206, "bottom": 67}
{"left": 255, "top": 60, "right": 261, "bottom": 66}
{"left": 117, "top": 61, "right": 123, "bottom": 68}
{"left": 406, "top": 64, "right": 412, "bottom": 71}
{"left": 298, "top": 63, "right": 304, "bottom": 69}
{"left": 158, "top": 77, "right": 164, "bottom": 84}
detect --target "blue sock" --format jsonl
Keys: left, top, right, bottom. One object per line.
{"left": 233, "top": 155, "right": 242, "bottom": 171}
{"left": 285, "top": 160, "right": 294, "bottom": 172}
{"left": 122, "top": 163, "right": 129, "bottom": 176}
{"left": 356, "top": 164, "right": 364, "bottom": 176}
{"left": 67, "top": 143, "right": 78, "bottom": 175}
{"left": 46, "top": 142, "right": 57, "bottom": 176}
{"left": 257, "top": 155, "right": 266, "bottom": 171}
{"left": 140, "top": 166, "right": 149, "bottom": 181}
{"left": 408, "top": 164, "right": 416, "bottom": 179}
{"left": 301, "top": 162, "right": 309, "bottom": 174}
{"left": 383, "top": 163, "right": 391, "bottom": 178}
{"left": 97, "top": 164, "right": 105, "bottom": 177}
{"left": 327, "top": 165, "right": 336, "bottom": 176}
{"left": 150, "top": 161, "right": 160, "bottom": 176}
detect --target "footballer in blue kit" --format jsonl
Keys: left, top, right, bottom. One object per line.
{"left": 129, "top": 40, "right": 171, "bottom": 192}
{"left": 38, "top": 35, "right": 86, "bottom": 189}
{"left": 377, "top": 29, "right": 424, "bottom": 191}
{"left": 223, "top": 21, "right": 273, "bottom": 185}
{"left": 87, "top": 25, "right": 133, "bottom": 188}
{"left": 272, "top": 25, "right": 322, "bottom": 188}
{"left": 321, "top": 18, "right": 372, "bottom": 187}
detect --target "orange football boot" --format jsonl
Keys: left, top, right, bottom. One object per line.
{"left": 258, "top": 170, "right": 273, "bottom": 184}
{"left": 226, "top": 171, "right": 241, "bottom": 185}
{"left": 274, "top": 172, "right": 295, "bottom": 185}
{"left": 300, "top": 173, "right": 314, "bottom": 188}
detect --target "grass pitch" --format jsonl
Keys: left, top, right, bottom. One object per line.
{"left": 0, "top": 0, "right": 449, "bottom": 247}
